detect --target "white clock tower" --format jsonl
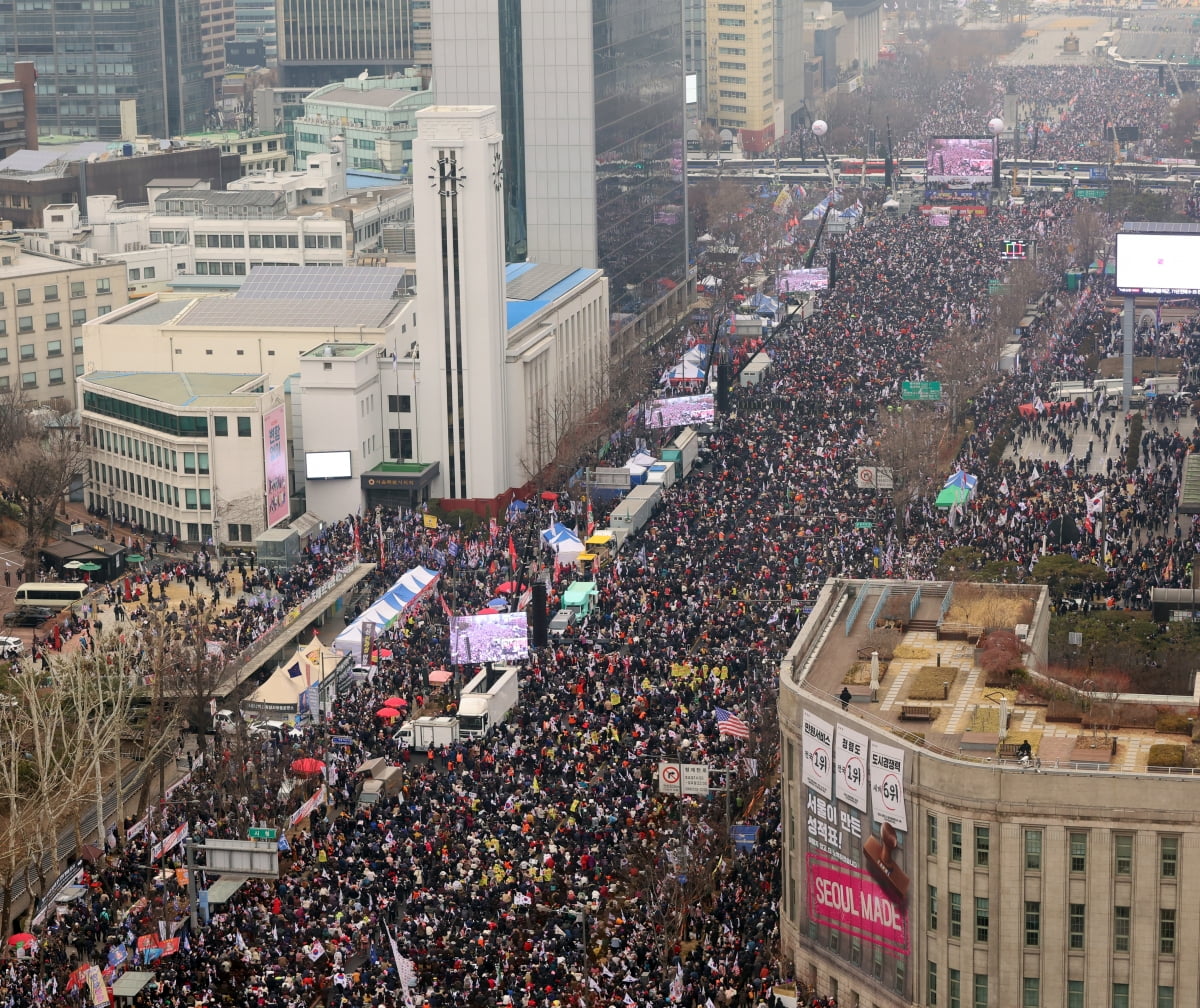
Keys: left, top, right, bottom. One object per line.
{"left": 412, "top": 105, "right": 510, "bottom": 503}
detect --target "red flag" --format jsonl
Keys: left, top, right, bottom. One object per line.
{"left": 157, "top": 937, "right": 181, "bottom": 957}
{"left": 440, "top": 592, "right": 453, "bottom": 621}
{"left": 508, "top": 535, "right": 518, "bottom": 570}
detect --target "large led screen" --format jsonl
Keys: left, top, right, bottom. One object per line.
{"left": 450, "top": 612, "right": 530, "bottom": 664}
{"left": 778, "top": 268, "right": 830, "bottom": 293}
{"left": 645, "top": 394, "right": 715, "bottom": 429}
{"left": 1116, "top": 232, "right": 1200, "bottom": 296}
{"left": 925, "top": 137, "right": 994, "bottom": 183}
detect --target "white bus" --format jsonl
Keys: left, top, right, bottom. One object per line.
{"left": 13, "top": 582, "right": 90, "bottom": 611}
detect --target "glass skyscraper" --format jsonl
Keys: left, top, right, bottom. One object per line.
{"left": 0, "top": 0, "right": 209, "bottom": 138}
{"left": 433, "top": 0, "right": 688, "bottom": 334}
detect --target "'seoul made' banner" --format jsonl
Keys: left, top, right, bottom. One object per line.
{"left": 806, "top": 852, "right": 909, "bottom": 955}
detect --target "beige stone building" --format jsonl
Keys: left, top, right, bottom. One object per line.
{"left": 779, "top": 578, "right": 1200, "bottom": 1008}
{"left": 0, "top": 238, "right": 127, "bottom": 408}
{"left": 706, "top": 0, "right": 776, "bottom": 154}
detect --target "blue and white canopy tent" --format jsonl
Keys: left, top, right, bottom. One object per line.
{"left": 333, "top": 565, "right": 440, "bottom": 655}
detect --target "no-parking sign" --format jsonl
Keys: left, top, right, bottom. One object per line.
{"left": 658, "top": 761, "right": 710, "bottom": 796}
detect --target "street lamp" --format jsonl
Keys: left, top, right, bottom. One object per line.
{"left": 988, "top": 117, "right": 1005, "bottom": 192}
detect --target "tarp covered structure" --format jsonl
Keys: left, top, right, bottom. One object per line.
{"left": 541, "top": 522, "right": 584, "bottom": 560}
{"left": 333, "top": 566, "right": 440, "bottom": 655}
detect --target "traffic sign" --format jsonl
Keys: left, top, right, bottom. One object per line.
{"left": 247, "top": 827, "right": 278, "bottom": 841}
{"left": 900, "top": 381, "right": 941, "bottom": 401}
{"left": 854, "top": 521, "right": 874, "bottom": 529}
{"left": 657, "top": 761, "right": 710, "bottom": 796}
{"left": 1089, "top": 166, "right": 1108, "bottom": 180}
{"left": 330, "top": 735, "right": 354, "bottom": 747}
{"left": 1075, "top": 187, "right": 1107, "bottom": 199}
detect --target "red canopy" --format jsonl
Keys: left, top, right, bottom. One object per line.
{"left": 428, "top": 669, "right": 453, "bottom": 685}
{"left": 376, "top": 707, "right": 402, "bottom": 719}
{"left": 290, "top": 757, "right": 325, "bottom": 776}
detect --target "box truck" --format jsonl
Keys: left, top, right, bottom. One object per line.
{"left": 457, "top": 664, "right": 519, "bottom": 739}
{"left": 394, "top": 715, "right": 460, "bottom": 749}
{"left": 608, "top": 484, "right": 662, "bottom": 536}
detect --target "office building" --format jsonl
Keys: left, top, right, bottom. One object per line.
{"left": 706, "top": 0, "right": 775, "bottom": 153}
{"left": 30, "top": 151, "right": 411, "bottom": 294}
{"left": 779, "top": 577, "right": 1200, "bottom": 1008}
{"left": 0, "top": 0, "right": 231, "bottom": 139}
{"left": 275, "top": 0, "right": 420, "bottom": 87}
{"left": 431, "top": 0, "right": 688, "bottom": 356}
{"left": 294, "top": 73, "right": 430, "bottom": 174}
{"left": 0, "top": 64, "right": 38, "bottom": 160}
{"left": 80, "top": 371, "right": 285, "bottom": 545}
{"left": 0, "top": 239, "right": 127, "bottom": 408}
{"left": 234, "top": 0, "right": 279, "bottom": 63}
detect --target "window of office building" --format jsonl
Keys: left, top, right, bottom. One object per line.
{"left": 1024, "top": 829, "right": 1042, "bottom": 870}
{"left": 214, "top": 416, "right": 228, "bottom": 436}
{"left": 46, "top": 339, "right": 62, "bottom": 357}
{"left": 1024, "top": 901, "right": 1040, "bottom": 946}
{"left": 1115, "top": 834, "right": 1133, "bottom": 876}
{"left": 1160, "top": 908, "right": 1176, "bottom": 955}
{"left": 1158, "top": 988, "right": 1174, "bottom": 1008}
{"left": 927, "top": 885, "right": 938, "bottom": 931}
{"left": 949, "top": 893, "right": 961, "bottom": 939}
{"left": 237, "top": 416, "right": 251, "bottom": 437}
{"left": 949, "top": 969, "right": 960, "bottom": 1008}
{"left": 1069, "top": 904, "right": 1085, "bottom": 950}
{"left": 48, "top": 368, "right": 63, "bottom": 385}
{"left": 927, "top": 814, "right": 938, "bottom": 856}
{"left": 927, "top": 962, "right": 937, "bottom": 1007}
{"left": 974, "top": 898, "right": 988, "bottom": 943}
{"left": 1067, "top": 982, "right": 1084, "bottom": 1008}
{"left": 1113, "top": 984, "right": 1129, "bottom": 1008}
{"left": 1069, "top": 832, "right": 1087, "bottom": 873}
{"left": 43, "top": 284, "right": 58, "bottom": 301}
{"left": 1161, "top": 836, "right": 1179, "bottom": 878}
{"left": 973, "top": 975, "right": 987, "bottom": 1008}
{"left": 1022, "top": 978, "right": 1039, "bottom": 1008}
{"left": 1114, "top": 906, "right": 1130, "bottom": 952}
{"left": 949, "top": 821, "right": 962, "bottom": 862}
{"left": 974, "top": 826, "right": 990, "bottom": 867}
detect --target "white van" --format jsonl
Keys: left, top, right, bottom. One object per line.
{"left": 14, "top": 582, "right": 88, "bottom": 611}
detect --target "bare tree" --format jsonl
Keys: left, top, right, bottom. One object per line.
{"left": 0, "top": 403, "right": 88, "bottom": 580}
{"left": 0, "top": 654, "right": 99, "bottom": 935}
{"left": 875, "top": 404, "right": 945, "bottom": 532}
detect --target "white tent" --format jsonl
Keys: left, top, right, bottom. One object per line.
{"left": 333, "top": 566, "right": 440, "bottom": 656}
{"left": 243, "top": 641, "right": 336, "bottom": 718}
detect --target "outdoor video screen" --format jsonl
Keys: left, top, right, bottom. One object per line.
{"left": 778, "top": 268, "right": 830, "bottom": 293}
{"left": 925, "top": 137, "right": 994, "bottom": 183}
{"left": 1116, "top": 232, "right": 1200, "bottom": 296}
{"left": 450, "top": 612, "right": 530, "bottom": 664}
{"left": 646, "top": 394, "right": 715, "bottom": 429}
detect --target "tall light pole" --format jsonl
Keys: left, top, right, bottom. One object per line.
{"left": 811, "top": 119, "right": 836, "bottom": 188}
{"left": 988, "top": 116, "right": 1005, "bottom": 196}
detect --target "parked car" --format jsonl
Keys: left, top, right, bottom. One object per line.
{"left": 248, "top": 719, "right": 303, "bottom": 740}
{"left": 3, "top": 608, "right": 52, "bottom": 627}
{"left": 0, "top": 637, "right": 25, "bottom": 659}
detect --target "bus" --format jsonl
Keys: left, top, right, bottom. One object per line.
{"left": 14, "top": 582, "right": 90, "bottom": 611}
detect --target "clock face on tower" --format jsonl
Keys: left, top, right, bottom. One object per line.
{"left": 428, "top": 156, "right": 465, "bottom": 197}
{"left": 491, "top": 151, "right": 504, "bottom": 191}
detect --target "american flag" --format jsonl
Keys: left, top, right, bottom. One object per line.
{"left": 714, "top": 707, "right": 750, "bottom": 739}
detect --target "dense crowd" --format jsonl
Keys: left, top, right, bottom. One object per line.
{"left": 2, "top": 59, "right": 1198, "bottom": 1008}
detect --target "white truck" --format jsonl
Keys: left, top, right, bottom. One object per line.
{"left": 609, "top": 484, "right": 662, "bottom": 536}
{"left": 457, "top": 664, "right": 519, "bottom": 740}
{"left": 394, "top": 715, "right": 460, "bottom": 749}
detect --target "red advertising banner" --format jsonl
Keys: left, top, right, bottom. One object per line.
{"left": 806, "top": 852, "right": 909, "bottom": 956}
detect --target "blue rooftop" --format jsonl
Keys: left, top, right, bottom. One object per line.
{"left": 504, "top": 263, "right": 598, "bottom": 331}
